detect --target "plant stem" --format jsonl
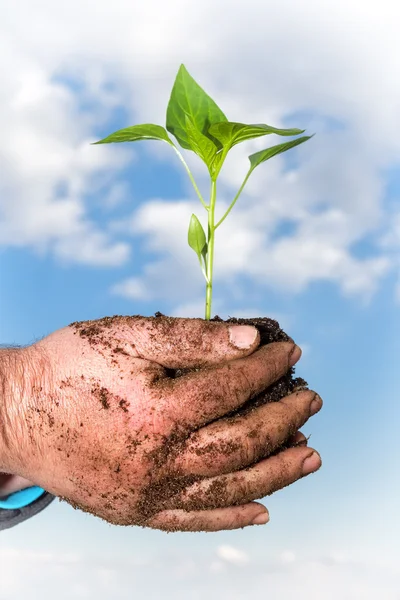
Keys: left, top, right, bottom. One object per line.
{"left": 205, "top": 179, "right": 217, "bottom": 320}
{"left": 215, "top": 169, "right": 252, "bottom": 229}
{"left": 171, "top": 145, "right": 208, "bottom": 210}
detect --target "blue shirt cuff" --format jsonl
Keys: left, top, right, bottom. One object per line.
{"left": 0, "top": 487, "right": 46, "bottom": 510}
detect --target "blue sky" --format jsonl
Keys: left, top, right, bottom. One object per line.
{"left": 1, "top": 0, "right": 400, "bottom": 598}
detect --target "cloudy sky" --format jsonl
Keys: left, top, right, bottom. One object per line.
{"left": 1, "top": 0, "right": 400, "bottom": 598}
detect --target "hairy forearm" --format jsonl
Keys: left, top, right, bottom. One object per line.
{"left": 0, "top": 349, "right": 23, "bottom": 472}
{"left": 0, "top": 347, "right": 42, "bottom": 475}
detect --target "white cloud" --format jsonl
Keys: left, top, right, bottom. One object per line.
{"left": 209, "top": 560, "right": 225, "bottom": 574}
{"left": 1, "top": 0, "right": 399, "bottom": 290}
{"left": 0, "top": 544, "right": 398, "bottom": 600}
{"left": 111, "top": 277, "right": 151, "bottom": 300}
{"left": 280, "top": 550, "right": 296, "bottom": 564}
{"left": 379, "top": 211, "right": 400, "bottom": 300}
{"left": 0, "top": 31, "right": 131, "bottom": 267}
{"left": 111, "top": 199, "right": 205, "bottom": 303}
{"left": 216, "top": 545, "right": 250, "bottom": 566}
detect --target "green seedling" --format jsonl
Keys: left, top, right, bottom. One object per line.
{"left": 94, "top": 65, "right": 312, "bottom": 320}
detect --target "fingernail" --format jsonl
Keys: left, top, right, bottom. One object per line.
{"left": 229, "top": 325, "right": 258, "bottom": 349}
{"left": 302, "top": 451, "right": 321, "bottom": 475}
{"left": 252, "top": 512, "right": 270, "bottom": 525}
{"left": 289, "top": 344, "right": 302, "bottom": 366}
{"left": 310, "top": 394, "right": 323, "bottom": 416}
{"left": 292, "top": 432, "right": 307, "bottom": 446}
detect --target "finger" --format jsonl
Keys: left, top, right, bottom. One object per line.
{"left": 113, "top": 316, "right": 261, "bottom": 368}
{"left": 175, "top": 390, "right": 321, "bottom": 476}
{"left": 170, "top": 447, "right": 321, "bottom": 511}
{"left": 145, "top": 502, "right": 269, "bottom": 532}
{"left": 288, "top": 431, "right": 308, "bottom": 446}
{"left": 162, "top": 342, "right": 301, "bottom": 429}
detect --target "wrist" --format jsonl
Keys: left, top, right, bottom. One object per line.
{"left": 0, "top": 346, "right": 46, "bottom": 475}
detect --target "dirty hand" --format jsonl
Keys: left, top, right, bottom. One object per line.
{"left": 0, "top": 316, "right": 322, "bottom": 531}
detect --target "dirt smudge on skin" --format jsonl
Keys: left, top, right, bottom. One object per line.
{"left": 135, "top": 472, "right": 200, "bottom": 524}
{"left": 183, "top": 477, "right": 231, "bottom": 513}
{"left": 144, "top": 424, "right": 188, "bottom": 471}
{"left": 134, "top": 313, "right": 309, "bottom": 529}
{"left": 113, "top": 347, "right": 130, "bottom": 356}
{"left": 189, "top": 438, "right": 241, "bottom": 459}
{"left": 119, "top": 399, "right": 130, "bottom": 413}
{"left": 133, "top": 425, "right": 198, "bottom": 524}
{"left": 126, "top": 434, "right": 142, "bottom": 454}
{"left": 59, "top": 378, "right": 73, "bottom": 389}
{"left": 90, "top": 382, "right": 128, "bottom": 412}
{"left": 91, "top": 384, "right": 111, "bottom": 410}
{"left": 70, "top": 316, "right": 135, "bottom": 348}
{"left": 63, "top": 313, "right": 308, "bottom": 529}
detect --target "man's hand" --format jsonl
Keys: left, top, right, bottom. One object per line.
{"left": 0, "top": 316, "right": 322, "bottom": 531}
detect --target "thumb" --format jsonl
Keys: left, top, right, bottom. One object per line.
{"left": 123, "top": 316, "right": 260, "bottom": 368}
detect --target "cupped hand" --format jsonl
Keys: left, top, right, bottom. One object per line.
{"left": 6, "top": 316, "right": 322, "bottom": 531}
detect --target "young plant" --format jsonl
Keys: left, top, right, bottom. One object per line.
{"left": 94, "top": 65, "right": 312, "bottom": 320}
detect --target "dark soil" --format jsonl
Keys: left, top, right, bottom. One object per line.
{"left": 160, "top": 313, "right": 308, "bottom": 413}
{"left": 223, "top": 314, "right": 308, "bottom": 408}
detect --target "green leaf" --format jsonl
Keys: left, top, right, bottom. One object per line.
{"left": 248, "top": 135, "right": 313, "bottom": 173}
{"left": 188, "top": 213, "right": 207, "bottom": 257}
{"left": 184, "top": 114, "right": 220, "bottom": 175}
{"left": 166, "top": 64, "right": 227, "bottom": 150}
{"left": 93, "top": 124, "right": 174, "bottom": 145}
{"left": 208, "top": 122, "right": 305, "bottom": 150}
{"left": 188, "top": 214, "right": 207, "bottom": 268}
